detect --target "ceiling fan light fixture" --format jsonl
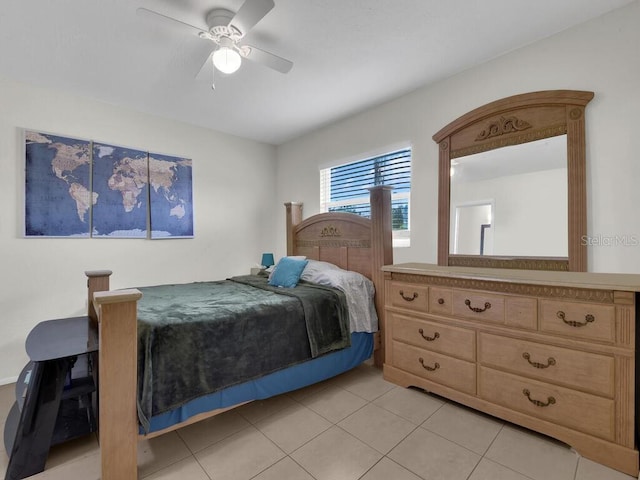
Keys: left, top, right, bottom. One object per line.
{"left": 212, "top": 46, "right": 242, "bottom": 74}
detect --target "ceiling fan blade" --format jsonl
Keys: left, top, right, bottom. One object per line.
{"left": 229, "top": 0, "right": 275, "bottom": 37}
{"left": 243, "top": 44, "right": 293, "bottom": 73}
{"left": 136, "top": 7, "right": 205, "bottom": 36}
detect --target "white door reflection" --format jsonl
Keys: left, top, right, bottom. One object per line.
{"left": 454, "top": 203, "right": 493, "bottom": 255}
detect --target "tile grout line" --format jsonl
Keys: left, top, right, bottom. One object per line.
{"left": 355, "top": 456, "right": 386, "bottom": 480}
{"left": 138, "top": 432, "right": 194, "bottom": 479}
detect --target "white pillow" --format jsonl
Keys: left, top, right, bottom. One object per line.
{"left": 301, "top": 260, "right": 378, "bottom": 333}
{"left": 300, "top": 260, "right": 339, "bottom": 281}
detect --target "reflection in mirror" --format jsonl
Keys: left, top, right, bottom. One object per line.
{"left": 453, "top": 203, "right": 493, "bottom": 255}
{"left": 449, "top": 135, "right": 567, "bottom": 257}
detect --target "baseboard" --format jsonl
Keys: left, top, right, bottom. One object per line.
{"left": 0, "top": 375, "right": 18, "bottom": 386}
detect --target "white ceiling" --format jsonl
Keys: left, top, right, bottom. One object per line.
{"left": 0, "top": 0, "right": 634, "bottom": 145}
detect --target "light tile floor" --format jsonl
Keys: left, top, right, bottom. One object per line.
{"left": 0, "top": 364, "right": 637, "bottom": 480}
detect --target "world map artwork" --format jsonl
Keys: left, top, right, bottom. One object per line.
{"left": 24, "top": 130, "right": 194, "bottom": 238}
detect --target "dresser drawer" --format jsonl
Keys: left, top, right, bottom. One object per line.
{"left": 390, "top": 313, "right": 475, "bottom": 362}
{"left": 452, "top": 289, "right": 505, "bottom": 323}
{"left": 505, "top": 296, "right": 537, "bottom": 330}
{"left": 392, "top": 341, "right": 476, "bottom": 394}
{"left": 429, "top": 287, "right": 452, "bottom": 315}
{"left": 388, "top": 281, "right": 429, "bottom": 313}
{"left": 478, "top": 333, "right": 614, "bottom": 397}
{"left": 479, "top": 367, "right": 614, "bottom": 441}
{"left": 539, "top": 300, "right": 615, "bottom": 343}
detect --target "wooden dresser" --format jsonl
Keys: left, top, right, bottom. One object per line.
{"left": 382, "top": 263, "right": 640, "bottom": 476}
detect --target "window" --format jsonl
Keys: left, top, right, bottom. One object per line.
{"left": 320, "top": 148, "right": 411, "bottom": 247}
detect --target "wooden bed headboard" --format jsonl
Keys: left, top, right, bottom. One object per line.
{"left": 289, "top": 211, "right": 376, "bottom": 275}
{"left": 285, "top": 185, "right": 394, "bottom": 366}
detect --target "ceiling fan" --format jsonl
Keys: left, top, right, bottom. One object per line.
{"left": 137, "top": 0, "right": 293, "bottom": 88}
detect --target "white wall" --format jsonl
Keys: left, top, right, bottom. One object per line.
{"left": 276, "top": 1, "right": 640, "bottom": 274}
{"left": 0, "top": 77, "right": 277, "bottom": 383}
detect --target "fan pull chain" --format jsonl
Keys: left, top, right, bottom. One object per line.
{"left": 211, "top": 64, "right": 216, "bottom": 90}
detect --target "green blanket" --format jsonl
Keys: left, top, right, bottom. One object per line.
{"left": 135, "top": 275, "right": 349, "bottom": 431}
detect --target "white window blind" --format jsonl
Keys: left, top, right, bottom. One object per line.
{"left": 320, "top": 148, "right": 411, "bottom": 247}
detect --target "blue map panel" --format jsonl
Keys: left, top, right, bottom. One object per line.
{"left": 92, "top": 143, "right": 149, "bottom": 238}
{"left": 25, "top": 131, "right": 92, "bottom": 237}
{"left": 149, "top": 153, "right": 193, "bottom": 239}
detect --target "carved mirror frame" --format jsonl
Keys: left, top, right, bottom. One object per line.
{"left": 433, "top": 90, "right": 594, "bottom": 272}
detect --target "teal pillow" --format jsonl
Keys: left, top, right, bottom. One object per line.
{"left": 268, "top": 257, "right": 309, "bottom": 288}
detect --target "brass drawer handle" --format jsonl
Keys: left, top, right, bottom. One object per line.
{"left": 399, "top": 290, "right": 418, "bottom": 302}
{"left": 522, "top": 352, "right": 556, "bottom": 369}
{"left": 465, "top": 299, "right": 491, "bottom": 313}
{"left": 557, "top": 311, "right": 595, "bottom": 327}
{"left": 437, "top": 298, "right": 445, "bottom": 305}
{"left": 418, "top": 328, "right": 440, "bottom": 342}
{"left": 522, "top": 389, "right": 556, "bottom": 407}
{"left": 418, "top": 358, "right": 440, "bottom": 371}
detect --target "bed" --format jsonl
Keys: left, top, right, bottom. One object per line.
{"left": 85, "top": 185, "right": 393, "bottom": 480}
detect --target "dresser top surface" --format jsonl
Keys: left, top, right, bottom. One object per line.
{"left": 383, "top": 263, "right": 640, "bottom": 292}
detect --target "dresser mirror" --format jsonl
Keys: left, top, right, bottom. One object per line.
{"left": 450, "top": 135, "right": 567, "bottom": 257}
{"left": 433, "top": 90, "right": 594, "bottom": 271}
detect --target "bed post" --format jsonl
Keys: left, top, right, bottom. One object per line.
{"left": 93, "top": 289, "right": 142, "bottom": 480}
{"left": 85, "top": 270, "right": 143, "bottom": 480}
{"left": 85, "top": 270, "right": 112, "bottom": 325}
{"left": 368, "top": 186, "right": 393, "bottom": 367}
{"left": 285, "top": 201, "right": 303, "bottom": 255}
